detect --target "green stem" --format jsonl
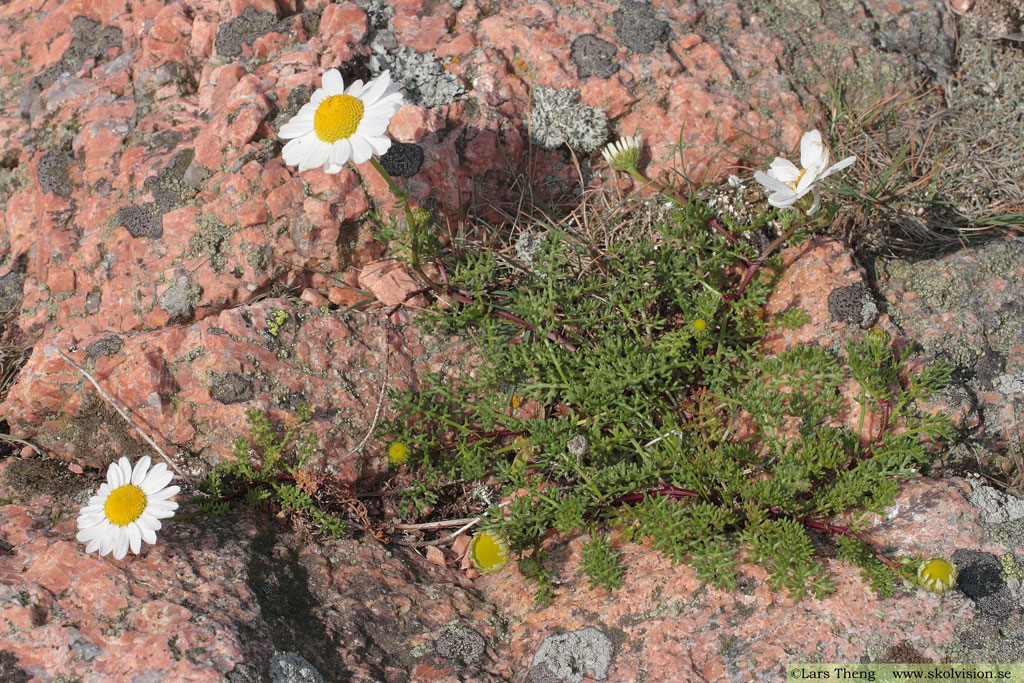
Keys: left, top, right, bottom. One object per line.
{"left": 368, "top": 157, "right": 442, "bottom": 292}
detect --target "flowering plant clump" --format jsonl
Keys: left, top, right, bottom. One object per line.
{"left": 378, "top": 119, "right": 953, "bottom": 602}
{"left": 753, "top": 129, "right": 856, "bottom": 215}
{"left": 76, "top": 456, "right": 180, "bottom": 560}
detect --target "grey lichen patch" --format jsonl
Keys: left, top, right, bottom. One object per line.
{"left": 208, "top": 371, "right": 256, "bottom": 404}
{"left": 158, "top": 275, "right": 202, "bottom": 323}
{"left": 570, "top": 35, "right": 621, "bottom": 79}
{"left": 827, "top": 283, "right": 878, "bottom": 328}
{"left": 529, "top": 87, "right": 608, "bottom": 153}
{"left": 215, "top": 7, "right": 280, "bottom": 58}
{"left": 37, "top": 149, "right": 74, "bottom": 198}
{"left": 0, "top": 272, "right": 26, "bottom": 314}
{"left": 117, "top": 203, "right": 163, "bottom": 238}
{"left": 434, "top": 625, "right": 486, "bottom": 667}
{"left": 968, "top": 484, "right": 1024, "bottom": 526}
{"left": 612, "top": 0, "right": 670, "bottom": 54}
{"left": 268, "top": 651, "right": 323, "bottom": 683}
{"left": 528, "top": 627, "right": 612, "bottom": 683}
{"left": 369, "top": 45, "right": 465, "bottom": 108}
{"left": 189, "top": 212, "right": 234, "bottom": 273}
{"left": 85, "top": 335, "right": 123, "bottom": 358}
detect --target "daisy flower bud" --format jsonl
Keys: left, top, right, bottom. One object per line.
{"left": 601, "top": 135, "right": 643, "bottom": 173}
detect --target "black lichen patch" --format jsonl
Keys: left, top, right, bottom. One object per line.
{"left": 37, "top": 149, "right": 74, "bottom": 198}
{"left": 144, "top": 148, "right": 196, "bottom": 212}
{"left": 29, "top": 16, "right": 123, "bottom": 95}
{"left": 379, "top": 142, "right": 424, "bottom": 178}
{"left": 0, "top": 456, "right": 92, "bottom": 503}
{"left": 0, "top": 650, "right": 32, "bottom": 683}
{"left": 0, "top": 272, "right": 26, "bottom": 314}
{"left": 434, "top": 625, "right": 486, "bottom": 667}
{"left": 117, "top": 203, "right": 163, "bottom": 238}
{"left": 612, "top": 0, "right": 670, "bottom": 54}
{"left": 85, "top": 335, "right": 123, "bottom": 358}
{"left": 570, "top": 35, "right": 620, "bottom": 79}
{"left": 952, "top": 549, "right": 1013, "bottom": 618}
{"left": 215, "top": 7, "right": 281, "bottom": 58}
{"left": 827, "top": 282, "right": 878, "bottom": 328}
{"left": 973, "top": 348, "right": 1006, "bottom": 391}
{"left": 209, "top": 371, "right": 255, "bottom": 404}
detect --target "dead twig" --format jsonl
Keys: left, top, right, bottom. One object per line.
{"left": 55, "top": 347, "right": 194, "bottom": 485}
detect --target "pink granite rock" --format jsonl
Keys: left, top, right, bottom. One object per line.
{"left": 0, "top": 457, "right": 506, "bottom": 682}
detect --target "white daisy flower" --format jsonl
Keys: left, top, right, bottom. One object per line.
{"left": 279, "top": 68, "right": 405, "bottom": 174}
{"left": 753, "top": 129, "right": 855, "bottom": 215}
{"left": 601, "top": 134, "right": 643, "bottom": 172}
{"left": 76, "top": 456, "right": 180, "bottom": 560}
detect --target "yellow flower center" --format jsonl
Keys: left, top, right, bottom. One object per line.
{"left": 692, "top": 318, "right": 707, "bottom": 332}
{"left": 388, "top": 442, "right": 409, "bottom": 465}
{"left": 470, "top": 531, "right": 510, "bottom": 573}
{"left": 104, "top": 484, "right": 147, "bottom": 526}
{"left": 314, "top": 94, "right": 364, "bottom": 143}
{"left": 918, "top": 557, "right": 957, "bottom": 593}
{"left": 786, "top": 168, "right": 808, "bottom": 192}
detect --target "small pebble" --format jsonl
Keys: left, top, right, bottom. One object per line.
{"left": 949, "top": 0, "right": 974, "bottom": 12}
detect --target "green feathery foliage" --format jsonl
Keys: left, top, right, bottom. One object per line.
{"left": 196, "top": 406, "right": 348, "bottom": 539}
{"left": 379, "top": 194, "right": 953, "bottom": 603}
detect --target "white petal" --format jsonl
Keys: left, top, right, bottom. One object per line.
{"left": 349, "top": 135, "right": 374, "bottom": 164}
{"left": 279, "top": 117, "right": 314, "bottom": 140}
{"left": 78, "top": 513, "right": 106, "bottom": 528}
{"left": 140, "top": 525, "right": 157, "bottom": 545}
{"left": 138, "top": 513, "right": 163, "bottom": 531}
{"left": 142, "top": 470, "right": 174, "bottom": 495}
{"left": 754, "top": 170, "right": 791, "bottom": 194}
{"left": 367, "top": 135, "right": 392, "bottom": 156}
{"left": 282, "top": 135, "right": 316, "bottom": 167}
{"left": 345, "top": 79, "right": 367, "bottom": 98}
{"left": 99, "top": 530, "right": 116, "bottom": 556}
{"left": 113, "top": 529, "right": 130, "bottom": 560}
{"left": 330, "top": 139, "right": 352, "bottom": 167}
{"left": 794, "top": 163, "right": 821, "bottom": 195}
{"left": 767, "top": 192, "right": 798, "bottom": 208}
{"left": 361, "top": 72, "right": 391, "bottom": 105}
{"left": 324, "top": 162, "right": 344, "bottom": 174}
{"left": 322, "top": 69, "right": 345, "bottom": 95}
{"left": 767, "top": 157, "right": 800, "bottom": 182}
{"left": 806, "top": 188, "right": 822, "bottom": 215}
{"left": 106, "top": 460, "right": 122, "bottom": 486}
{"left": 77, "top": 521, "right": 108, "bottom": 542}
{"left": 800, "top": 129, "right": 826, "bottom": 169}
{"left": 85, "top": 537, "right": 103, "bottom": 554}
{"left": 298, "top": 140, "right": 331, "bottom": 172}
{"left": 131, "top": 456, "right": 151, "bottom": 485}
{"left": 149, "top": 484, "right": 180, "bottom": 500}
{"left": 127, "top": 524, "right": 142, "bottom": 554}
{"left": 820, "top": 155, "right": 856, "bottom": 179}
